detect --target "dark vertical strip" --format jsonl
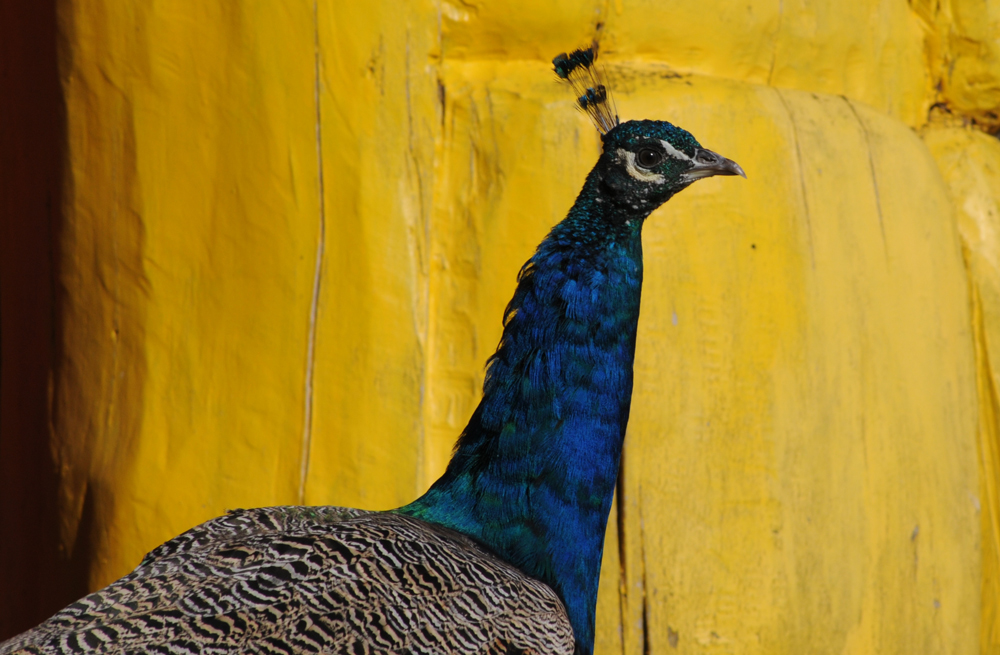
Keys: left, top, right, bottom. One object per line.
{"left": 0, "top": 0, "right": 85, "bottom": 639}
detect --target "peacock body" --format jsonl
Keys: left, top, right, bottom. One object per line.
{"left": 1, "top": 507, "right": 573, "bottom": 655}
{"left": 0, "top": 47, "right": 743, "bottom": 655}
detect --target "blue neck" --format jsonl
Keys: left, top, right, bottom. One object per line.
{"left": 397, "top": 170, "right": 646, "bottom": 655}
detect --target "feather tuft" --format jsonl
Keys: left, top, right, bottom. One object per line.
{"left": 552, "top": 44, "right": 619, "bottom": 134}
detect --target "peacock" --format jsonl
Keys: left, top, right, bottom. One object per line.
{"left": 0, "top": 46, "right": 744, "bottom": 655}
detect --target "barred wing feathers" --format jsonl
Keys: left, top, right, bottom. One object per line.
{"left": 1, "top": 507, "right": 573, "bottom": 655}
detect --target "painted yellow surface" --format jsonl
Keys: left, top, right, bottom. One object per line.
{"left": 615, "top": 80, "right": 978, "bottom": 654}
{"left": 443, "top": 0, "right": 932, "bottom": 127}
{"left": 304, "top": 0, "right": 440, "bottom": 514}
{"left": 49, "top": 0, "right": 998, "bottom": 653}
{"left": 57, "top": 1, "right": 322, "bottom": 583}
{"left": 914, "top": 0, "right": 1000, "bottom": 132}
{"left": 924, "top": 127, "right": 1000, "bottom": 655}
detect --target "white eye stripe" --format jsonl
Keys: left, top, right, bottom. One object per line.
{"left": 616, "top": 148, "right": 666, "bottom": 184}
{"left": 659, "top": 139, "right": 692, "bottom": 161}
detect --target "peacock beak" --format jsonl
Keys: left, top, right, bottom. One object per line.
{"left": 683, "top": 148, "right": 747, "bottom": 181}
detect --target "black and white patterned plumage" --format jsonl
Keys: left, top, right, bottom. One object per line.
{"left": 1, "top": 507, "right": 573, "bottom": 655}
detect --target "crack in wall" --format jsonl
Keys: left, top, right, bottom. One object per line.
{"left": 404, "top": 30, "right": 424, "bottom": 491}
{"left": 638, "top": 483, "right": 650, "bottom": 655}
{"left": 299, "top": 0, "right": 327, "bottom": 503}
{"left": 844, "top": 96, "right": 889, "bottom": 262}
{"left": 767, "top": 0, "right": 784, "bottom": 86}
{"left": 105, "top": 116, "right": 123, "bottom": 459}
{"left": 970, "top": 281, "right": 1000, "bottom": 648}
{"left": 775, "top": 88, "right": 816, "bottom": 269}
{"left": 402, "top": 30, "right": 433, "bottom": 493}
{"left": 616, "top": 455, "right": 629, "bottom": 655}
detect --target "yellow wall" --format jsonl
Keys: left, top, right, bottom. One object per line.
{"left": 34, "top": 0, "right": 1000, "bottom": 653}
{"left": 925, "top": 126, "right": 1000, "bottom": 654}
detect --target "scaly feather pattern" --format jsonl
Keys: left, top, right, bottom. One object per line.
{"left": 1, "top": 46, "right": 744, "bottom": 655}
{"left": 1, "top": 507, "right": 573, "bottom": 655}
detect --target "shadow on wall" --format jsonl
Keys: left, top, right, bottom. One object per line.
{"left": 0, "top": 0, "right": 92, "bottom": 639}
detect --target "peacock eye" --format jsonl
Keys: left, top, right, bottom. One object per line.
{"left": 636, "top": 148, "right": 663, "bottom": 168}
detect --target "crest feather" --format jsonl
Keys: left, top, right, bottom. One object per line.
{"left": 552, "top": 44, "right": 619, "bottom": 134}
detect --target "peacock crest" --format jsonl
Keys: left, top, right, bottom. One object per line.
{"left": 552, "top": 44, "right": 620, "bottom": 134}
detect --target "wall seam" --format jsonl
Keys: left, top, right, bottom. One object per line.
{"left": 774, "top": 88, "right": 816, "bottom": 269}
{"left": 299, "top": 0, "right": 327, "bottom": 504}
{"left": 844, "top": 96, "right": 889, "bottom": 262}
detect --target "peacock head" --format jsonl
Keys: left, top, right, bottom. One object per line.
{"left": 554, "top": 45, "right": 744, "bottom": 208}
{"left": 597, "top": 119, "right": 745, "bottom": 205}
